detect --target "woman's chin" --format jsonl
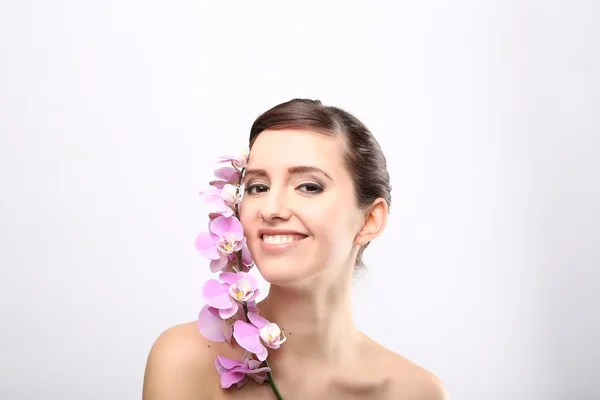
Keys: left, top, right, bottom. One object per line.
{"left": 255, "top": 264, "right": 315, "bottom": 288}
{"left": 258, "top": 269, "right": 304, "bottom": 286}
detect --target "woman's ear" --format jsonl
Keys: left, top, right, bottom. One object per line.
{"left": 354, "top": 198, "right": 388, "bottom": 246}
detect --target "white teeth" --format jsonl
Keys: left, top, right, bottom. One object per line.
{"left": 262, "top": 235, "right": 303, "bottom": 244}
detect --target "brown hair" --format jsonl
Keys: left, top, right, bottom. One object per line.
{"left": 248, "top": 98, "right": 392, "bottom": 269}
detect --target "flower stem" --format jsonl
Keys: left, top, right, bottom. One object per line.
{"left": 234, "top": 166, "right": 245, "bottom": 272}
{"left": 263, "top": 359, "right": 284, "bottom": 400}
{"left": 242, "top": 303, "right": 283, "bottom": 398}
{"left": 242, "top": 303, "right": 250, "bottom": 322}
{"left": 236, "top": 164, "right": 283, "bottom": 399}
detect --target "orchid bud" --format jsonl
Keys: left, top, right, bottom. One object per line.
{"left": 221, "top": 184, "right": 243, "bottom": 205}
{"left": 259, "top": 323, "right": 287, "bottom": 347}
{"left": 228, "top": 277, "right": 258, "bottom": 302}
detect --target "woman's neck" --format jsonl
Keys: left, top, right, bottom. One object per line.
{"left": 258, "top": 272, "right": 362, "bottom": 367}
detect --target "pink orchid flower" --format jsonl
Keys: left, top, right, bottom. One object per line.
{"left": 220, "top": 243, "right": 254, "bottom": 272}
{"left": 199, "top": 184, "right": 242, "bottom": 217}
{"left": 202, "top": 272, "right": 260, "bottom": 319}
{"left": 215, "top": 354, "right": 270, "bottom": 388}
{"left": 199, "top": 225, "right": 253, "bottom": 273}
{"left": 217, "top": 149, "right": 249, "bottom": 170}
{"left": 199, "top": 187, "right": 235, "bottom": 218}
{"left": 233, "top": 312, "right": 286, "bottom": 361}
{"left": 201, "top": 235, "right": 253, "bottom": 273}
{"left": 209, "top": 166, "right": 240, "bottom": 189}
{"left": 198, "top": 302, "right": 258, "bottom": 343}
{"left": 195, "top": 216, "right": 246, "bottom": 271}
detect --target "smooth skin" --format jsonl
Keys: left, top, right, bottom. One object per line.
{"left": 143, "top": 129, "right": 449, "bottom": 399}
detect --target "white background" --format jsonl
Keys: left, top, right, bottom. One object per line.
{"left": 1, "top": 1, "right": 598, "bottom": 399}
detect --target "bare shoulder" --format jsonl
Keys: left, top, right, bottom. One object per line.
{"left": 362, "top": 336, "right": 449, "bottom": 400}
{"left": 142, "top": 321, "right": 223, "bottom": 400}
{"left": 387, "top": 359, "right": 449, "bottom": 400}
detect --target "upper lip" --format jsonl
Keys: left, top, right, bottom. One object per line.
{"left": 258, "top": 228, "right": 308, "bottom": 238}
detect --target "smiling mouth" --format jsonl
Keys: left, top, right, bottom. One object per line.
{"left": 261, "top": 234, "right": 307, "bottom": 244}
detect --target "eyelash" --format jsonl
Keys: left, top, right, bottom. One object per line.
{"left": 245, "top": 182, "right": 324, "bottom": 195}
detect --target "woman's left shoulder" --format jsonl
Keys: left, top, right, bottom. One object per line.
{"left": 362, "top": 336, "right": 450, "bottom": 400}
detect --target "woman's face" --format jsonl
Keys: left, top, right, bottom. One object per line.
{"left": 239, "top": 128, "right": 366, "bottom": 286}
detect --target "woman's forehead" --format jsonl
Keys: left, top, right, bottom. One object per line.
{"left": 248, "top": 129, "right": 344, "bottom": 168}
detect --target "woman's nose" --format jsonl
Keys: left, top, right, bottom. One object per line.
{"left": 258, "top": 189, "right": 291, "bottom": 221}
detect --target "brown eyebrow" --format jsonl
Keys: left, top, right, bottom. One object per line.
{"left": 244, "top": 166, "right": 333, "bottom": 181}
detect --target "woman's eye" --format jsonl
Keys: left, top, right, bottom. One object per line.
{"left": 246, "top": 184, "right": 269, "bottom": 194}
{"left": 298, "top": 183, "right": 323, "bottom": 194}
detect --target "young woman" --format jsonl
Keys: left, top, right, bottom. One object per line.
{"left": 143, "top": 99, "right": 448, "bottom": 399}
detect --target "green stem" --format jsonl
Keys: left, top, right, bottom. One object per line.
{"left": 237, "top": 165, "right": 283, "bottom": 399}
{"left": 263, "top": 359, "right": 284, "bottom": 400}
{"left": 240, "top": 307, "right": 284, "bottom": 399}
{"left": 232, "top": 167, "right": 244, "bottom": 274}
{"left": 242, "top": 303, "right": 250, "bottom": 322}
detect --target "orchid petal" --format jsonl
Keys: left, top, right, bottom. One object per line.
{"left": 247, "top": 312, "right": 270, "bottom": 330}
{"left": 216, "top": 151, "right": 248, "bottom": 169}
{"left": 221, "top": 184, "right": 242, "bottom": 204}
{"left": 202, "top": 280, "right": 233, "bottom": 309}
{"left": 255, "top": 346, "right": 268, "bottom": 362}
{"left": 198, "top": 305, "right": 225, "bottom": 342}
{"left": 199, "top": 187, "right": 235, "bottom": 217}
{"left": 210, "top": 216, "right": 244, "bottom": 240}
{"left": 214, "top": 166, "right": 239, "bottom": 182}
{"left": 247, "top": 360, "right": 268, "bottom": 370}
{"left": 204, "top": 195, "right": 227, "bottom": 211}
{"left": 237, "top": 360, "right": 270, "bottom": 375}
{"left": 209, "top": 180, "right": 227, "bottom": 189}
{"left": 246, "top": 288, "right": 260, "bottom": 303}
{"left": 210, "top": 256, "right": 229, "bottom": 273}
{"left": 221, "top": 371, "right": 245, "bottom": 388}
{"left": 216, "top": 356, "right": 242, "bottom": 370}
{"left": 223, "top": 321, "right": 233, "bottom": 344}
{"left": 219, "top": 271, "right": 242, "bottom": 286}
{"left": 234, "top": 236, "right": 246, "bottom": 252}
{"left": 218, "top": 302, "right": 239, "bottom": 319}
{"left": 194, "top": 233, "right": 220, "bottom": 260}
{"left": 233, "top": 320, "right": 265, "bottom": 356}
{"left": 241, "top": 244, "right": 253, "bottom": 266}
{"left": 242, "top": 273, "right": 258, "bottom": 289}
